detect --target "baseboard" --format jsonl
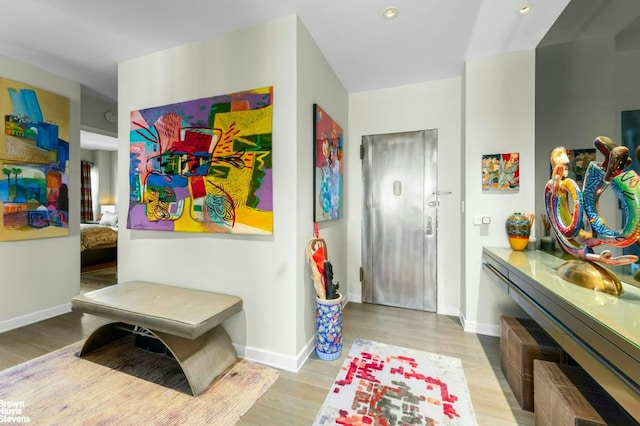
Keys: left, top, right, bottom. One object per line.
{"left": 459, "top": 313, "right": 500, "bottom": 337}
{"left": 234, "top": 335, "right": 316, "bottom": 372}
{"left": 234, "top": 295, "right": 350, "bottom": 372}
{"left": 341, "top": 293, "right": 349, "bottom": 306}
{"left": 0, "top": 303, "right": 71, "bottom": 333}
{"left": 437, "top": 304, "right": 459, "bottom": 317}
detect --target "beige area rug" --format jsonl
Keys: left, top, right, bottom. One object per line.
{"left": 0, "top": 335, "right": 278, "bottom": 425}
{"left": 314, "top": 339, "right": 476, "bottom": 426}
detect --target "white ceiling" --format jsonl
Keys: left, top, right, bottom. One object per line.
{"left": 5, "top": 1, "right": 640, "bottom": 152}
{"left": 0, "top": 0, "right": 571, "bottom": 104}
{"left": 29, "top": 1, "right": 640, "bottom": 153}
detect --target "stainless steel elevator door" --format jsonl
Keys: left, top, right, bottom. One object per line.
{"left": 362, "top": 129, "right": 437, "bottom": 311}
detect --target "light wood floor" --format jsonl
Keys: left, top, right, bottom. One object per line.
{"left": 0, "top": 269, "right": 533, "bottom": 425}
{"left": 240, "top": 303, "right": 534, "bottom": 425}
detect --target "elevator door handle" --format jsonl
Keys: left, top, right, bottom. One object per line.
{"left": 423, "top": 216, "right": 433, "bottom": 235}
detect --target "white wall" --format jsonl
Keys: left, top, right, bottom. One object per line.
{"left": 295, "top": 20, "right": 349, "bottom": 352}
{"left": 615, "top": 47, "right": 640, "bottom": 113}
{"left": 81, "top": 91, "right": 117, "bottom": 136}
{"left": 535, "top": 36, "right": 640, "bottom": 253}
{"left": 348, "top": 78, "right": 463, "bottom": 316}
{"left": 535, "top": 37, "right": 616, "bottom": 218}
{"left": 0, "top": 56, "right": 81, "bottom": 331}
{"left": 118, "top": 14, "right": 346, "bottom": 370}
{"left": 463, "top": 50, "right": 535, "bottom": 335}
{"left": 80, "top": 92, "right": 118, "bottom": 220}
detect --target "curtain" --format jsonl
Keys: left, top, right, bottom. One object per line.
{"left": 80, "top": 161, "right": 94, "bottom": 222}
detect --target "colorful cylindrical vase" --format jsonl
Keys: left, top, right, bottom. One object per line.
{"left": 506, "top": 212, "right": 531, "bottom": 251}
{"left": 316, "top": 294, "right": 342, "bottom": 361}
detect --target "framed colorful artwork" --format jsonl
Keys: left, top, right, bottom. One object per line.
{"left": 313, "top": 104, "right": 343, "bottom": 221}
{"left": 622, "top": 110, "right": 640, "bottom": 262}
{"left": 546, "top": 148, "right": 596, "bottom": 189}
{"left": 622, "top": 110, "right": 640, "bottom": 173}
{"left": 566, "top": 148, "right": 596, "bottom": 188}
{"left": 128, "top": 86, "right": 273, "bottom": 235}
{"left": 481, "top": 152, "right": 519, "bottom": 192}
{"left": 0, "top": 78, "right": 70, "bottom": 241}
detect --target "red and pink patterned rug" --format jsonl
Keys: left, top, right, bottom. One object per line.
{"left": 314, "top": 339, "right": 476, "bottom": 425}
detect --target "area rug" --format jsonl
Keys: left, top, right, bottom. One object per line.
{"left": 314, "top": 339, "right": 476, "bottom": 425}
{"left": 0, "top": 335, "right": 278, "bottom": 425}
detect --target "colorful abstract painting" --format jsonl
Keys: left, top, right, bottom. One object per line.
{"left": 482, "top": 152, "right": 519, "bottom": 192}
{"left": 0, "top": 78, "right": 70, "bottom": 241}
{"left": 566, "top": 148, "right": 596, "bottom": 189}
{"left": 313, "top": 339, "right": 476, "bottom": 425}
{"left": 622, "top": 110, "right": 640, "bottom": 266}
{"left": 314, "top": 104, "right": 343, "bottom": 221}
{"left": 128, "top": 86, "right": 273, "bottom": 235}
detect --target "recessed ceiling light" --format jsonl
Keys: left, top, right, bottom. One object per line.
{"left": 519, "top": 3, "right": 532, "bottom": 15}
{"left": 382, "top": 7, "right": 399, "bottom": 20}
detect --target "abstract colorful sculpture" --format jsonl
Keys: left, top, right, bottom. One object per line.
{"left": 544, "top": 137, "right": 640, "bottom": 295}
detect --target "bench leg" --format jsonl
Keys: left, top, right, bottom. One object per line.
{"left": 153, "top": 326, "right": 237, "bottom": 396}
{"left": 78, "top": 322, "right": 237, "bottom": 396}
{"left": 78, "top": 322, "right": 131, "bottom": 356}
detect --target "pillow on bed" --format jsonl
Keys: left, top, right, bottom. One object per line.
{"left": 99, "top": 211, "right": 118, "bottom": 227}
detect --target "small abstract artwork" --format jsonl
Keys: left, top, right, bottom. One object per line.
{"left": 622, "top": 110, "right": 640, "bottom": 264}
{"left": 482, "top": 152, "right": 519, "bottom": 192}
{"left": 565, "top": 148, "right": 596, "bottom": 189}
{"left": 622, "top": 110, "right": 640, "bottom": 173}
{"left": 128, "top": 86, "right": 273, "bottom": 235}
{"left": 313, "top": 104, "right": 343, "bottom": 221}
{"left": 0, "top": 78, "right": 70, "bottom": 241}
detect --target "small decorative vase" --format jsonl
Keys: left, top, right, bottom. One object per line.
{"left": 506, "top": 212, "right": 531, "bottom": 251}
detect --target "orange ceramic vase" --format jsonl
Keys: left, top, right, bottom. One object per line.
{"left": 506, "top": 212, "right": 531, "bottom": 251}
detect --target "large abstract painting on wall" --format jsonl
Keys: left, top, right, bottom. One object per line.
{"left": 128, "top": 86, "right": 273, "bottom": 235}
{"left": 0, "top": 78, "right": 70, "bottom": 241}
{"left": 313, "top": 104, "right": 343, "bottom": 221}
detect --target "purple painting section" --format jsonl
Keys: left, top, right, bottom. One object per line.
{"left": 138, "top": 98, "right": 220, "bottom": 129}
{"left": 127, "top": 204, "right": 174, "bottom": 231}
{"left": 254, "top": 169, "right": 273, "bottom": 211}
{"left": 138, "top": 91, "right": 272, "bottom": 128}
{"left": 174, "top": 186, "right": 191, "bottom": 202}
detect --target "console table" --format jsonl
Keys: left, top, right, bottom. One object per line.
{"left": 482, "top": 247, "right": 640, "bottom": 421}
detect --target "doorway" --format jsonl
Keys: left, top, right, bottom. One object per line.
{"left": 80, "top": 130, "right": 118, "bottom": 280}
{"left": 361, "top": 129, "right": 437, "bottom": 311}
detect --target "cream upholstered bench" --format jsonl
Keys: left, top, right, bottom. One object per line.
{"left": 71, "top": 281, "right": 242, "bottom": 396}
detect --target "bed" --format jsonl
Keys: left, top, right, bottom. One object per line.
{"left": 81, "top": 211, "right": 118, "bottom": 267}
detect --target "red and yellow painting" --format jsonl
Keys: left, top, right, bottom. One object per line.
{"left": 128, "top": 86, "right": 273, "bottom": 235}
